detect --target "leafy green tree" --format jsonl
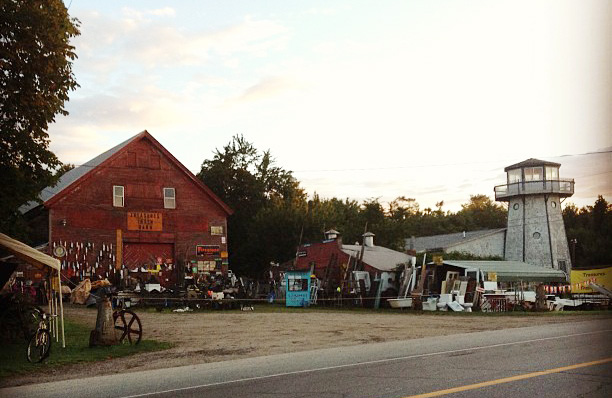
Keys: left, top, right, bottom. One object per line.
{"left": 454, "top": 194, "right": 507, "bottom": 231}
{"left": 53, "top": 163, "right": 75, "bottom": 178}
{"left": 388, "top": 196, "right": 420, "bottom": 220}
{"left": 301, "top": 195, "right": 361, "bottom": 244}
{"left": 0, "top": 0, "right": 80, "bottom": 238}
{"left": 198, "top": 135, "right": 304, "bottom": 276}
{"left": 564, "top": 196, "right": 612, "bottom": 267}
{"left": 359, "top": 198, "right": 385, "bottom": 229}
{"left": 198, "top": 135, "right": 609, "bottom": 275}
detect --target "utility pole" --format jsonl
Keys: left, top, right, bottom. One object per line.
{"left": 570, "top": 238, "right": 578, "bottom": 266}
{"left": 357, "top": 222, "right": 367, "bottom": 271}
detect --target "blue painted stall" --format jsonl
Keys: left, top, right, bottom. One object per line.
{"left": 285, "top": 270, "right": 311, "bottom": 307}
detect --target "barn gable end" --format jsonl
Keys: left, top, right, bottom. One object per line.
{"left": 25, "top": 130, "right": 233, "bottom": 286}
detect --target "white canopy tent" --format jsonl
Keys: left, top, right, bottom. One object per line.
{"left": 0, "top": 233, "right": 65, "bottom": 348}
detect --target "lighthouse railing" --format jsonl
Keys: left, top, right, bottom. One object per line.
{"left": 494, "top": 179, "right": 574, "bottom": 200}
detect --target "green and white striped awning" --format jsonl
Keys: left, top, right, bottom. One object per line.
{"left": 439, "top": 260, "right": 567, "bottom": 283}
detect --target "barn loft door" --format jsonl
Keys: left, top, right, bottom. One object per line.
{"left": 123, "top": 243, "right": 174, "bottom": 270}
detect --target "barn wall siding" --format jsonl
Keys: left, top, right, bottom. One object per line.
{"left": 46, "top": 136, "right": 230, "bottom": 283}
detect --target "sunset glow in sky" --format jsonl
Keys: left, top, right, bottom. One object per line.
{"left": 52, "top": 0, "right": 611, "bottom": 211}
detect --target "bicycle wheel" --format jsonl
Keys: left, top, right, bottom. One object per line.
{"left": 27, "top": 330, "right": 50, "bottom": 363}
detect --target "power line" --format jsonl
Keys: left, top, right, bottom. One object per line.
{"left": 290, "top": 150, "right": 612, "bottom": 174}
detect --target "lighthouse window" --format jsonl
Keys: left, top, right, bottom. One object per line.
{"left": 551, "top": 201, "right": 557, "bottom": 208}
{"left": 546, "top": 166, "right": 559, "bottom": 180}
{"left": 507, "top": 169, "right": 522, "bottom": 183}
{"left": 533, "top": 232, "right": 541, "bottom": 239}
{"left": 513, "top": 203, "right": 519, "bottom": 210}
{"left": 524, "top": 167, "right": 543, "bottom": 181}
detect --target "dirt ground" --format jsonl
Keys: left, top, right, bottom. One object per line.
{"left": 3, "top": 304, "right": 611, "bottom": 387}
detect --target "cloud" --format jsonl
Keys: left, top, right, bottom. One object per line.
{"left": 148, "top": 7, "right": 176, "bottom": 17}
{"left": 225, "top": 76, "right": 299, "bottom": 105}
{"left": 122, "top": 16, "right": 289, "bottom": 68}
{"left": 73, "top": 11, "right": 289, "bottom": 75}
{"left": 304, "top": 7, "right": 337, "bottom": 16}
{"left": 52, "top": 1, "right": 610, "bottom": 213}
{"left": 48, "top": 80, "right": 195, "bottom": 165}
{"left": 121, "top": 7, "right": 176, "bottom": 19}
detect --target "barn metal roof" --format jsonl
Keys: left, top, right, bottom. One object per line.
{"left": 407, "top": 229, "right": 506, "bottom": 252}
{"left": 440, "top": 260, "right": 567, "bottom": 282}
{"left": 19, "top": 133, "right": 141, "bottom": 213}
{"left": 19, "top": 130, "right": 233, "bottom": 216}
{"left": 342, "top": 244, "right": 411, "bottom": 272}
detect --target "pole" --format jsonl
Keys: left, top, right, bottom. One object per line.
{"left": 53, "top": 277, "right": 58, "bottom": 341}
{"left": 357, "top": 222, "right": 367, "bottom": 271}
{"left": 58, "top": 268, "right": 65, "bottom": 348}
{"left": 47, "top": 273, "right": 52, "bottom": 323}
{"left": 294, "top": 224, "right": 304, "bottom": 268}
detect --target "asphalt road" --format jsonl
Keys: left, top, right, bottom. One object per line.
{"left": 2, "top": 318, "right": 611, "bottom": 398}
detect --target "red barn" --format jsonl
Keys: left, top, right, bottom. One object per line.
{"left": 21, "top": 130, "right": 232, "bottom": 288}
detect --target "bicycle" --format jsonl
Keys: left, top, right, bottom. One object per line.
{"left": 27, "top": 311, "right": 54, "bottom": 363}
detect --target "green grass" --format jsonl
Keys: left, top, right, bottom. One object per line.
{"left": 140, "top": 301, "right": 611, "bottom": 316}
{"left": 0, "top": 319, "right": 172, "bottom": 380}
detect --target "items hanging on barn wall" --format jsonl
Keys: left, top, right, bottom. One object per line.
{"left": 49, "top": 239, "right": 117, "bottom": 283}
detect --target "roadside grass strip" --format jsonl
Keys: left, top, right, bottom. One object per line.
{"left": 0, "top": 319, "right": 171, "bottom": 380}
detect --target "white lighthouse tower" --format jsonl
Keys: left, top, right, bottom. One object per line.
{"left": 494, "top": 159, "right": 574, "bottom": 275}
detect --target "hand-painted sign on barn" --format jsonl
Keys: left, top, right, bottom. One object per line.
{"left": 127, "top": 212, "right": 163, "bottom": 231}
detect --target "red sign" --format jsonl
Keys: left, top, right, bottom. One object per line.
{"left": 196, "top": 245, "right": 220, "bottom": 256}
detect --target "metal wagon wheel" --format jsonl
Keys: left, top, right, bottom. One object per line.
{"left": 113, "top": 310, "right": 142, "bottom": 345}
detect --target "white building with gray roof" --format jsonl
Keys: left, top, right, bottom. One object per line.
{"left": 406, "top": 229, "right": 506, "bottom": 258}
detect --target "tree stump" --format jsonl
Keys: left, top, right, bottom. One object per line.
{"left": 89, "top": 296, "right": 118, "bottom": 346}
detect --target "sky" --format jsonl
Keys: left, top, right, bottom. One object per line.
{"left": 51, "top": 0, "right": 612, "bottom": 212}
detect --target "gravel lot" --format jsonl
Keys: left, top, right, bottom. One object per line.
{"left": 3, "top": 304, "right": 610, "bottom": 387}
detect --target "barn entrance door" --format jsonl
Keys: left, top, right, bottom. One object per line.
{"left": 123, "top": 243, "right": 175, "bottom": 287}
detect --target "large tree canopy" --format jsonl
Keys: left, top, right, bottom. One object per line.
{"left": 0, "top": 0, "right": 80, "bottom": 237}
{"left": 199, "top": 136, "right": 516, "bottom": 276}
{"left": 199, "top": 137, "right": 608, "bottom": 275}
{"left": 198, "top": 135, "right": 304, "bottom": 276}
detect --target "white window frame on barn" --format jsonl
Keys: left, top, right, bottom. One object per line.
{"left": 163, "top": 187, "right": 176, "bottom": 209}
{"left": 113, "top": 185, "right": 124, "bottom": 207}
